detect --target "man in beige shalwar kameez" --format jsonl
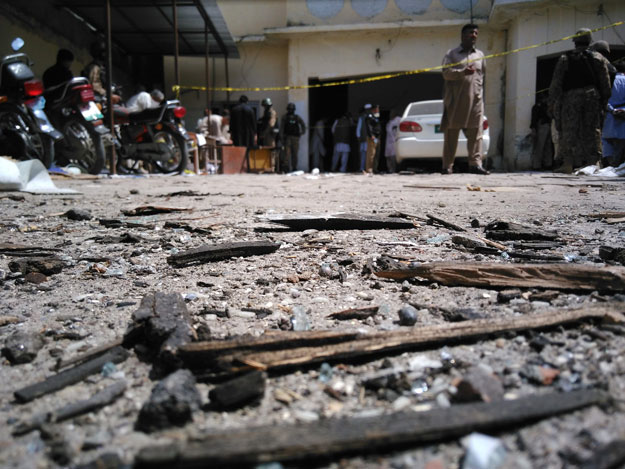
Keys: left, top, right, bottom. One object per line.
{"left": 441, "top": 24, "right": 489, "bottom": 175}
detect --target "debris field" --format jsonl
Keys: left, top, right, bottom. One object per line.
{"left": 1, "top": 171, "right": 625, "bottom": 469}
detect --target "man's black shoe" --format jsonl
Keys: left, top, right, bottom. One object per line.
{"left": 441, "top": 168, "right": 453, "bottom": 175}
{"left": 469, "top": 165, "right": 490, "bottom": 175}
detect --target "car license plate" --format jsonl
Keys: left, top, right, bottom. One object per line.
{"left": 434, "top": 124, "right": 442, "bottom": 133}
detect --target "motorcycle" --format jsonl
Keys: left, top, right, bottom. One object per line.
{"left": 44, "top": 77, "right": 110, "bottom": 174}
{"left": 0, "top": 38, "right": 62, "bottom": 168}
{"left": 112, "top": 99, "right": 191, "bottom": 174}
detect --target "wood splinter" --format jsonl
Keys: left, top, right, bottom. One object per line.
{"left": 134, "top": 389, "right": 609, "bottom": 467}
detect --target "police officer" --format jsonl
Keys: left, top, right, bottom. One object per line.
{"left": 258, "top": 98, "right": 279, "bottom": 148}
{"left": 548, "top": 28, "right": 611, "bottom": 173}
{"left": 280, "top": 103, "right": 306, "bottom": 172}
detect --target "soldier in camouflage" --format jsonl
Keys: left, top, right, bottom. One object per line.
{"left": 548, "top": 28, "right": 611, "bottom": 173}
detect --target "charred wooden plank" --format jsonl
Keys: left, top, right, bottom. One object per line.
{"left": 98, "top": 218, "right": 155, "bottom": 229}
{"left": 8, "top": 256, "right": 65, "bottom": 275}
{"left": 328, "top": 306, "right": 379, "bottom": 320}
{"left": 14, "top": 346, "right": 129, "bottom": 403}
{"left": 582, "top": 211, "right": 625, "bottom": 219}
{"left": 375, "top": 262, "right": 625, "bottom": 292}
{"left": 12, "top": 380, "right": 127, "bottom": 435}
{"left": 264, "top": 214, "right": 416, "bottom": 231}
{"left": 426, "top": 214, "right": 466, "bottom": 232}
{"left": 512, "top": 241, "right": 564, "bottom": 250}
{"left": 507, "top": 251, "right": 564, "bottom": 262}
{"left": 485, "top": 220, "right": 558, "bottom": 241}
{"left": 181, "top": 305, "right": 624, "bottom": 377}
{"left": 177, "top": 330, "right": 362, "bottom": 370}
{"left": 215, "top": 304, "right": 624, "bottom": 373}
{"left": 122, "top": 205, "right": 193, "bottom": 216}
{"left": 0, "top": 243, "right": 60, "bottom": 257}
{"left": 55, "top": 338, "right": 123, "bottom": 371}
{"left": 167, "top": 240, "right": 280, "bottom": 267}
{"left": 134, "top": 389, "right": 609, "bottom": 467}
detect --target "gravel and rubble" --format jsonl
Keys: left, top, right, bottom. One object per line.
{"left": 1, "top": 171, "right": 625, "bottom": 468}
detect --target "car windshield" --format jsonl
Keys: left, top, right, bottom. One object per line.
{"left": 406, "top": 101, "right": 443, "bottom": 116}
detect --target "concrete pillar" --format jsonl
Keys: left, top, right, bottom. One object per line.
{"left": 287, "top": 38, "right": 309, "bottom": 172}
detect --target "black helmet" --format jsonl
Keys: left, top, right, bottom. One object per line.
{"left": 262, "top": 98, "right": 272, "bottom": 107}
{"left": 287, "top": 102, "right": 295, "bottom": 112}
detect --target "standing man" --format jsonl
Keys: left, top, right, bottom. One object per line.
{"left": 548, "top": 28, "right": 611, "bottom": 173}
{"left": 82, "top": 40, "right": 121, "bottom": 104}
{"left": 230, "top": 95, "right": 257, "bottom": 149}
{"left": 365, "top": 104, "right": 381, "bottom": 173}
{"left": 310, "top": 118, "right": 327, "bottom": 171}
{"left": 280, "top": 103, "right": 306, "bottom": 172}
{"left": 43, "top": 49, "right": 74, "bottom": 101}
{"left": 530, "top": 93, "right": 553, "bottom": 170}
{"left": 441, "top": 24, "right": 489, "bottom": 175}
{"left": 258, "top": 98, "right": 279, "bottom": 148}
{"left": 602, "top": 62, "right": 625, "bottom": 167}
{"left": 331, "top": 112, "right": 352, "bottom": 172}
{"left": 355, "top": 104, "right": 371, "bottom": 172}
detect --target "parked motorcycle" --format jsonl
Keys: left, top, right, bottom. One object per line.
{"left": 113, "top": 99, "right": 191, "bottom": 174}
{"left": 44, "top": 77, "right": 110, "bottom": 174}
{"left": 0, "top": 38, "right": 62, "bottom": 168}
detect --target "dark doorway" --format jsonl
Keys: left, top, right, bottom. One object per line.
{"left": 308, "top": 72, "right": 443, "bottom": 172}
{"left": 536, "top": 44, "right": 625, "bottom": 97}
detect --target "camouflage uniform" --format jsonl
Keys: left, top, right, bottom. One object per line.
{"left": 549, "top": 47, "right": 611, "bottom": 169}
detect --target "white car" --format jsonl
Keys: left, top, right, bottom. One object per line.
{"left": 394, "top": 100, "right": 490, "bottom": 169}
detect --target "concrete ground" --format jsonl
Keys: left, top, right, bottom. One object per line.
{"left": 1, "top": 170, "right": 624, "bottom": 468}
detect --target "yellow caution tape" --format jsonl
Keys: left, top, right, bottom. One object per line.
{"left": 172, "top": 20, "right": 624, "bottom": 98}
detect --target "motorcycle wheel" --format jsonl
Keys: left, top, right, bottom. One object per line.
{"left": 152, "top": 126, "right": 189, "bottom": 174}
{"left": 59, "top": 118, "right": 105, "bottom": 175}
{"left": 0, "top": 109, "right": 52, "bottom": 168}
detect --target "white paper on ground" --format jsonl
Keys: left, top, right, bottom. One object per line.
{"left": 0, "top": 157, "right": 78, "bottom": 193}
{"left": 575, "top": 162, "right": 625, "bottom": 177}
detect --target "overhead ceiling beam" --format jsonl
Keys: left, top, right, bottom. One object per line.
{"left": 191, "top": 0, "right": 228, "bottom": 57}
{"left": 111, "top": 29, "right": 213, "bottom": 35}
{"left": 62, "top": 5, "right": 129, "bottom": 56}
{"left": 112, "top": 4, "right": 164, "bottom": 54}
{"left": 151, "top": 0, "right": 198, "bottom": 55}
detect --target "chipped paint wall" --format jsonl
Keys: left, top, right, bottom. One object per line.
{"left": 286, "top": 0, "right": 492, "bottom": 25}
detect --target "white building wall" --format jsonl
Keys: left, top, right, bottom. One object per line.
{"left": 281, "top": 26, "right": 505, "bottom": 170}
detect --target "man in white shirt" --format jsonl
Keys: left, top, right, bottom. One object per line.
{"left": 127, "top": 89, "right": 164, "bottom": 113}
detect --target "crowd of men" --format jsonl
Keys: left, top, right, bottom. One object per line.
{"left": 41, "top": 26, "right": 625, "bottom": 175}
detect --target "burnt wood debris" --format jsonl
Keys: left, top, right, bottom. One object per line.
{"left": 134, "top": 389, "right": 608, "bottom": 467}
{"left": 3, "top": 166, "right": 625, "bottom": 469}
